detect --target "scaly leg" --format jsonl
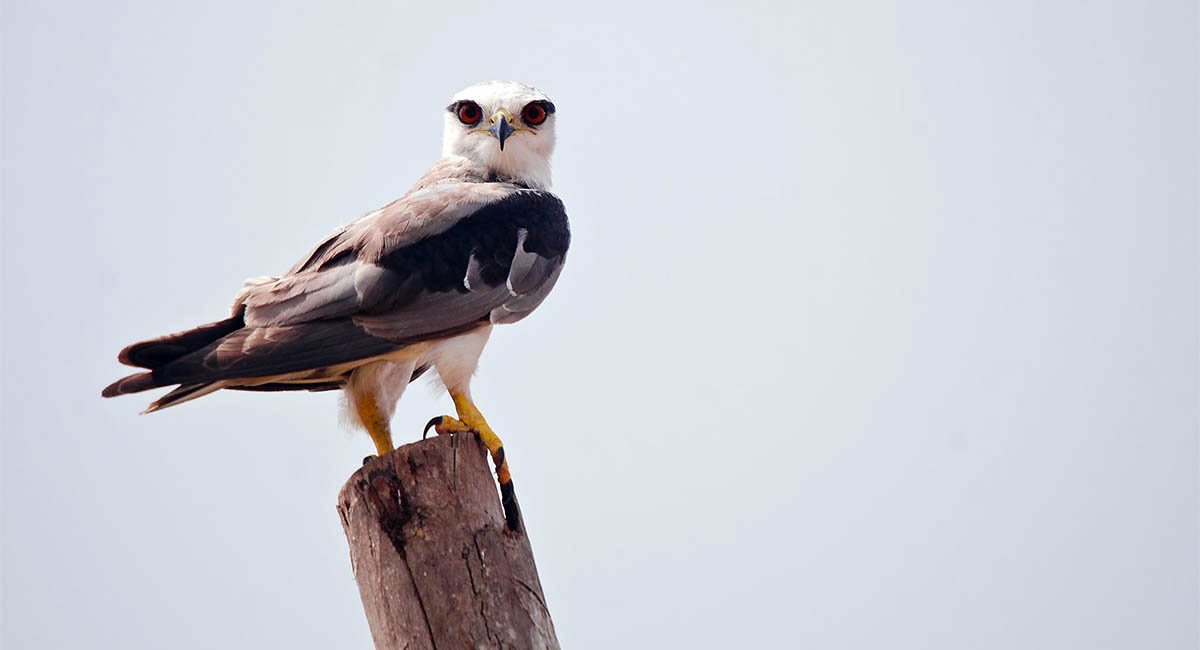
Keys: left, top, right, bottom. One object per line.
{"left": 346, "top": 359, "right": 415, "bottom": 463}
{"left": 424, "top": 393, "right": 519, "bottom": 530}
{"left": 355, "top": 393, "right": 394, "bottom": 460}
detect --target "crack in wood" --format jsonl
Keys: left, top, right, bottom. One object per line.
{"left": 402, "top": 546, "right": 439, "bottom": 650}
{"left": 514, "top": 577, "right": 549, "bottom": 614}
{"left": 473, "top": 533, "right": 502, "bottom": 648}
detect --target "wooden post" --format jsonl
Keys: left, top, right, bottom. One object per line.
{"left": 337, "top": 433, "right": 559, "bottom": 650}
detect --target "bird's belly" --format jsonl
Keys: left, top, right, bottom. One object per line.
{"left": 373, "top": 324, "right": 493, "bottom": 391}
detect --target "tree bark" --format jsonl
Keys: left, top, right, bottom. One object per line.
{"left": 337, "top": 433, "right": 559, "bottom": 650}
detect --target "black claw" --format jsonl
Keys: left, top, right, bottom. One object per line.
{"left": 500, "top": 480, "right": 521, "bottom": 531}
{"left": 362, "top": 455, "right": 376, "bottom": 466}
{"left": 423, "top": 416, "right": 444, "bottom": 439}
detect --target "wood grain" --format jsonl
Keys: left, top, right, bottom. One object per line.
{"left": 338, "top": 433, "right": 559, "bottom": 649}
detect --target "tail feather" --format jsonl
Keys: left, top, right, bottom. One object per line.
{"left": 102, "top": 371, "right": 160, "bottom": 397}
{"left": 143, "top": 382, "right": 224, "bottom": 413}
{"left": 106, "top": 304, "right": 399, "bottom": 413}
{"left": 106, "top": 309, "right": 246, "bottom": 411}
{"left": 119, "top": 310, "right": 244, "bottom": 369}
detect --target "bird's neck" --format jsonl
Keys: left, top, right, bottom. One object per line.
{"left": 485, "top": 154, "right": 552, "bottom": 190}
{"left": 412, "top": 156, "right": 553, "bottom": 192}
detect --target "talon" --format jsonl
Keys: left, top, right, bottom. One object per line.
{"left": 362, "top": 455, "right": 376, "bottom": 466}
{"left": 424, "top": 415, "right": 474, "bottom": 439}
{"left": 423, "top": 416, "right": 443, "bottom": 439}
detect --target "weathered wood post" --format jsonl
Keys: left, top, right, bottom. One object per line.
{"left": 337, "top": 433, "right": 559, "bottom": 649}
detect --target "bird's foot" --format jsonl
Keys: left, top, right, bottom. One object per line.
{"left": 423, "top": 411, "right": 520, "bottom": 531}
{"left": 456, "top": 411, "right": 520, "bottom": 532}
{"left": 423, "top": 415, "right": 473, "bottom": 439}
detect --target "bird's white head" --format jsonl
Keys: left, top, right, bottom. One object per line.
{"left": 442, "top": 80, "right": 557, "bottom": 189}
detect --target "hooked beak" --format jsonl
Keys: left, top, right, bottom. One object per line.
{"left": 489, "top": 111, "right": 515, "bottom": 151}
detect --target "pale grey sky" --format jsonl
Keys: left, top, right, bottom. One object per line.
{"left": 2, "top": 1, "right": 1197, "bottom": 648}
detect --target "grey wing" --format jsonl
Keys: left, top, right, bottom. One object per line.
{"left": 356, "top": 227, "right": 568, "bottom": 339}
{"left": 489, "top": 228, "right": 567, "bottom": 325}
{"left": 103, "top": 179, "right": 567, "bottom": 404}
{"left": 280, "top": 180, "right": 522, "bottom": 276}
{"left": 128, "top": 246, "right": 549, "bottom": 389}
{"left": 154, "top": 320, "right": 400, "bottom": 385}
{"left": 238, "top": 181, "right": 525, "bottom": 328}
{"left": 240, "top": 187, "right": 569, "bottom": 343}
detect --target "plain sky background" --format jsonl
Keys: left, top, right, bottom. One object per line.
{"left": 2, "top": 1, "right": 1197, "bottom": 648}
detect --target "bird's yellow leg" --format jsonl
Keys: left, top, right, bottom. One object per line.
{"left": 424, "top": 393, "right": 519, "bottom": 530}
{"left": 355, "top": 394, "right": 394, "bottom": 457}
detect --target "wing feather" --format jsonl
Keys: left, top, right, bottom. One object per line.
{"left": 105, "top": 177, "right": 569, "bottom": 402}
{"left": 156, "top": 320, "right": 399, "bottom": 385}
{"left": 239, "top": 187, "right": 568, "bottom": 340}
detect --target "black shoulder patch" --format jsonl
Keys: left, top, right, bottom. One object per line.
{"left": 375, "top": 191, "right": 570, "bottom": 300}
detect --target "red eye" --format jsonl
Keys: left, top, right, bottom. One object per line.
{"left": 522, "top": 103, "right": 547, "bottom": 126}
{"left": 457, "top": 102, "right": 482, "bottom": 125}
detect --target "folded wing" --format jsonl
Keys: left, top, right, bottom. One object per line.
{"left": 103, "top": 184, "right": 569, "bottom": 399}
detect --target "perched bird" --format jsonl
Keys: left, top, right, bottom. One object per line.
{"left": 102, "top": 80, "right": 570, "bottom": 529}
